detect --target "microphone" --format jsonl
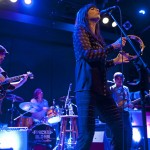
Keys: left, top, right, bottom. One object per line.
{"left": 100, "top": 6, "right": 117, "bottom": 15}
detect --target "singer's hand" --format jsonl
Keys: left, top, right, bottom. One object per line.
{"left": 111, "top": 37, "right": 126, "bottom": 49}
{"left": 113, "top": 52, "right": 130, "bottom": 65}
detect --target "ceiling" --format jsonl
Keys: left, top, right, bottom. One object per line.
{"left": 0, "top": 0, "right": 150, "bottom": 35}
{"left": 0, "top": 0, "right": 150, "bottom": 46}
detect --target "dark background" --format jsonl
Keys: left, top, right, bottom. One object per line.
{"left": 0, "top": 0, "right": 150, "bottom": 123}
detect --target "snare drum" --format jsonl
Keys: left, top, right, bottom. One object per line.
{"left": 16, "top": 116, "right": 33, "bottom": 128}
{"left": 47, "top": 106, "right": 62, "bottom": 124}
{"left": 29, "top": 124, "right": 56, "bottom": 150}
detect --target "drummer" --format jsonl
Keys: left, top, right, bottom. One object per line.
{"left": 30, "top": 88, "right": 49, "bottom": 123}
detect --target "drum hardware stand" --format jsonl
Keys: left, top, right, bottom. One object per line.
{"left": 64, "top": 83, "right": 76, "bottom": 148}
{"left": 67, "top": 102, "right": 77, "bottom": 149}
{"left": 9, "top": 97, "right": 17, "bottom": 126}
{"left": 14, "top": 106, "right": 34, "bottom": 124}
{"left": 64, "top": 83, "right": 72, "bottom": 115}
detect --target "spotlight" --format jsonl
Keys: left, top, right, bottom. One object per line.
{"left": 102, "top": 17, "right": 109, "bottom": 24}
{"left": 132, "top": 128, "right": 142, "bottom": 142}
{"left": 139, "top": 10, "right": 145, "bottom": 15}
{"left": 132, "top": 126, "right": 144, "bottom": 149}
{"left": 112, "top": 21, "right": 117, "bottom": 27}
{"left": 24, "top": 0, "right": 32, "bottom": 5}
{"left": 123, "top": 20, "right": 132, "bottom": 30}
{"left": 10, "top": 0, "right": 17, "bottom": 2}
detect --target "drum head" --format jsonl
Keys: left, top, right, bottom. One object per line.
{"left": 48, "top": 116, "right": 61, "bottom": 124}
{"left": 29, "top": 124, "right": 56, "bottom": 150}
{"left": 47, "top": 106, "right": 62, "bottom": 124}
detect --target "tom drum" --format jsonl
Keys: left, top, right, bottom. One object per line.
{"left": 47, "top": 106, "right": 62, "bottom": 124}
{"left": 16, "top": 116, "right": 33, "bottom": 128}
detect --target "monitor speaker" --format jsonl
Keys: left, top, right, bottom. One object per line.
{"left": 90, "top": 131, "right": 111, "bottom": 150}
{"left": 0, "top": 127, "right": 28, "bottom": 150}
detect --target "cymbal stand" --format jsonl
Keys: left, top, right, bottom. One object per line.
{"left": 9, "top": 97, "right": 16, "bottom": 127}
{"left": 14, "top": 106, "right": 34, "bottom": 122}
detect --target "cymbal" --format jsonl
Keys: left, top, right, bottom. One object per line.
{"left": 6, "top": 94, "right": 24, "bottom": 102}
{"left": 107, "top": 80, "right": 114, "bottom": 85}
{"left": 19, "top": 102, "right": 42, "bottom": 113}
{"left": 59, "top": 96, "right": 75, "bottom": 102}
{"left": 127, "top": 80, "right": 140, "bottom": 86}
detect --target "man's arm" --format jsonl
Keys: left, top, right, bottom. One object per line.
{"left": 7, "top": 74, "right": 28, "bottom": 91}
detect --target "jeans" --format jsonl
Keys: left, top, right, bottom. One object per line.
{"left": 74, "top": 91, "right": 130, "bottom": 150}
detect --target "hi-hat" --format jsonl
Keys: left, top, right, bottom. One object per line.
{"left": 59, "top": 96, "right": 75, "bottom": 102}
{"left": 19, "top": 102, "right": 42, "bottom": 113}
{"left": 6, "top": 94, "right": 24, "bottom": 102}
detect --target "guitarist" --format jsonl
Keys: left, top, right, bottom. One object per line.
{"left": 110, "top": 72, "right": 133, "bottom": 150}
{"left": 0, "top": 45, "right": 28, "bottom": 125}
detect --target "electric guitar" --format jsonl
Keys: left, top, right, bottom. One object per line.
{"left": 117, "top": 93, "right": 150, "bottom": 108}
{"left": 0, "top": 71, "right": 34, "bottom": 114}
{"left": 0, "top": 71, "right": 34, "bottom": 101}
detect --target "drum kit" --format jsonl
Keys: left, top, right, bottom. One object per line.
{"left": 5, "top": 93, "right": 77, "bottom": 150}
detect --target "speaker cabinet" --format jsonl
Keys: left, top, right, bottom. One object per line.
{"left": 90, "top": 131, "right": 111, "bottom": 150}
{"left": 0, "top": 127, "right": 28, "bottom": 150}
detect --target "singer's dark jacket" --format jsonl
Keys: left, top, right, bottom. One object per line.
{"left": 73, "top": 25, "right": 115, "bottom": 96}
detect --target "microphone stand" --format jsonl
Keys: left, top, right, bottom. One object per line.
{"left": 65, "top": 83, "right": 72, "bottom": 115}
{"left": 108, "top": 11, "right": 150, "bottom": 150}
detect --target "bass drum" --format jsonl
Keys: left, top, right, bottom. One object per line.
{"left": 29, "top": 124, "right": 56, "bottom": 150}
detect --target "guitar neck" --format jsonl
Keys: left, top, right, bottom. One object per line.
{"left": 118, "top": 93, "right": 150, "bottom": 108}
{"left": 0, "top": 75, "right": 23, "bottom": 86}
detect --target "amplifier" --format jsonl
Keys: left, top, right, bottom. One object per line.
{"left": 90, "top": 123, "right": 111, "bottom": 150}
{"left": 90, "top": 131, "right": 111, "bottom": 150}
{"left": 0, "top": 127, "right": 28, "bottom": 150}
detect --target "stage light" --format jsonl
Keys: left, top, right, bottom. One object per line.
{"left": 123, "top": 20, "right": 132, "bottom": 30}
{"left": 112, "top": 21, "right": 117, "bottom": 27}
{"left": 131, "top": 126, "right": 145, "bottom": 149}
{"left": 0, "top": 127, "right": 28, "bottom": 150}
{"left": 139, "top": 10, "right": 145, "bottom": 15}
{"left": 102, "top": 17, "right": 109, "bottom": 24}
{"left": 132, "top": 128, "right": 142, "bottom": 142}
{"left": 10, "top": 0, "right": 17, "bottom": 2}
{"left": 24, "top": 0, "right": 32, "bottom": 5}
